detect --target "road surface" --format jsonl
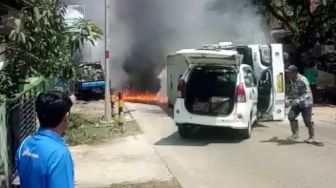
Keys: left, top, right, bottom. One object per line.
{"left": 127, "top": 103, "right": 336, "bottom": 188}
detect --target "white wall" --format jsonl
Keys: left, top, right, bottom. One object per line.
{"left": 64, "top": 0, "right": 105, "bottom": 64}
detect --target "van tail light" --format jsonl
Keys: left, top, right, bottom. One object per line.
{"left": 177, "top": 79, "right": 185, "bottom": 98}
{"left": 236, "top": 83, "right": 246, "bottom": 102}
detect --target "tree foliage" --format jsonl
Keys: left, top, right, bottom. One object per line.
{"left": 0, "top": 0, "right": 102, "bottom": 97}
{"left": 251, "top": 0, "right": 336, "bottom": 61}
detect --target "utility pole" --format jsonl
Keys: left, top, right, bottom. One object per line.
{"left": 104, "top": 0, "right": 112, "bottom": 122}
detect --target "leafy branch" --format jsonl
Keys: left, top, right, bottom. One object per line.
{"left": 250, "top": 0, "right": 336, "bottom": 70}
{"left": 0, "top": 0, "right": 102, "bottom": 97}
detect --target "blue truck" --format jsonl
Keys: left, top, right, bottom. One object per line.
{"left": 74, "top": 62, "right": 105, "bottom": 99}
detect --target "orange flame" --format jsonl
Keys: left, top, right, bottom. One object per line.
{"left": 114, "top": 91, "right": 168, "bottom": 104}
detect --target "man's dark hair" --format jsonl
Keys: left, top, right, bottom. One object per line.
{"left": 35, "top": 91, "right": 73, "bottom": 128}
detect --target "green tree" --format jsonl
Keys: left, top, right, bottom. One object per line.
{"left": 250, "top": 0, "right": 336, "bottom": 69}
{"left": 0, "top": 0, "right": 102, "bottom": 97}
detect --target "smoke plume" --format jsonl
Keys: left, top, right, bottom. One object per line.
{"left": 108, "top": 0, "right": 269, "bottom": 92}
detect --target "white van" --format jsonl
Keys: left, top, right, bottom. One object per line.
{"left": 167, "top": 43, "right": 285, "bottom": 138}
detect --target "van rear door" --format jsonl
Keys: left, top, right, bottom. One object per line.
{"left": 257, "top": 44, "right": 285, "bottom": 120}
{"left": 175, "top": 49, "right": 240, "bottom": 67}
{"left": 167, "top": 54, "right": 188, "bottom": 107}
{"left": 270, "top": 44, "right": 285, "bottom": 120}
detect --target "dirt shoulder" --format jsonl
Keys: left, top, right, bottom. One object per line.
{"left": 72, "top": 134, "right": 180, "bottom": 188}
{"left": 66, "top": 99, "right": 141, "bottom": 145}
{"left": 68, "top": 100, "right": 181, "bottom": 188}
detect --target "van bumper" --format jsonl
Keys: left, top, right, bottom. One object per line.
{"left": 174, "top": 99, "right": 248, "bottom": 129}
{"left": 175, "top": 120, "right": 248, "bottom": 129}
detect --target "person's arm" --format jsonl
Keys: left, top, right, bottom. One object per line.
{"left": 297, "top": 78, "right": 312, "bottom": 105}
{"left": 47, "top": 149, "right": 74, "bottom": 188}
{"left": 287, "top": 81, "right": 301, "bottom": 106}
{"left": 287, "top": 81, "right": 295, "bottom": 100}
{"left": 15, "top": 136, "right": 31, "bottom": 172}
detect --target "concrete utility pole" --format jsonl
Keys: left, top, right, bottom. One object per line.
{"left": 104, "top": 0, "right": 112, "bottom": 122}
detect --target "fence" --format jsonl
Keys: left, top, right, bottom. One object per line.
{"left": 0, "top": 77, "right": 45, "bottom": 186}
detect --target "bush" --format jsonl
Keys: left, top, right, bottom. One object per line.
{"left": 0, "top": 0, "right": 102, "bottom": 97}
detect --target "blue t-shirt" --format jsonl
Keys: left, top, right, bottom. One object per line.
{"left": 16, "top": 129, "right": 74, "bottom": 188}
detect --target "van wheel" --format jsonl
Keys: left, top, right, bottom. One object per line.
{"left": 241, "top": 119, "right": 252, "bottom": 139}
{"left": 178, "top": 124, "right": 192, "bottom": 138}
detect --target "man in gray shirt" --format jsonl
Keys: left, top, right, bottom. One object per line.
{"left": 286, "top": 65, "right": 315, "bottom": 143}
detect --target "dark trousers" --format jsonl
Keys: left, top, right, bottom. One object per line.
{"left": 288, "top": 105, "right": 314, "bottom": 137}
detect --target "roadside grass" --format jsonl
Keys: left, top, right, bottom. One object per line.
{"left": 65, "top": 112, "right": 141, "bottom": 146}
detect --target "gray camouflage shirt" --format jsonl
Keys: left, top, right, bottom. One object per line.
{"left": 289, "top": 74, "right": 313, "bottom": 107}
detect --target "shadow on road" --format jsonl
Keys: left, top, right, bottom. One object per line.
{"left": 260, "top": 137, "right": 305, "bottom": 146}
{"left": 155, "top": 126, "right": 245, "bottom": 146}
{"left": 155, "top": 105, "right": 274, "bottom": 146}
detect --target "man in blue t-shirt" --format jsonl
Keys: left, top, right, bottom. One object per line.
{"left": 16, "top": 91, "right": 74, "bottom": 188}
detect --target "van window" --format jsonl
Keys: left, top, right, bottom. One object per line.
{"left": 243, "top": 68, "right": 257, "bottom": 87}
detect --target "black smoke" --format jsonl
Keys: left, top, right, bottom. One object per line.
{"left": 111, "top": 0, "right": 269, "bottom": 92}
{"left": 114, "top": 0, "right": 168, "bottom": 92}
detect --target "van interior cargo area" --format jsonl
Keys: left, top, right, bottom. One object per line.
{"left": 185, "top": 66, "right": 237, "bottom": 116}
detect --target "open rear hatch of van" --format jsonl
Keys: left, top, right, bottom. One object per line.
{"left": 176, "top": 49, "right": 239, "bottom": 66}
{"left": 176, "top": 49, "right": 241, "bottom": 116}
{"left": 184, "top": 65, "right": 237, "bottom": 116}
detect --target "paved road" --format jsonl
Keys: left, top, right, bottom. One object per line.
{"left": 127, "top": 103, "right": 336, "bottom": 188}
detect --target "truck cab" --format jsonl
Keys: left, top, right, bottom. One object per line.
{"left": 74, "top": 62, "right": 105, "bottom": 99}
